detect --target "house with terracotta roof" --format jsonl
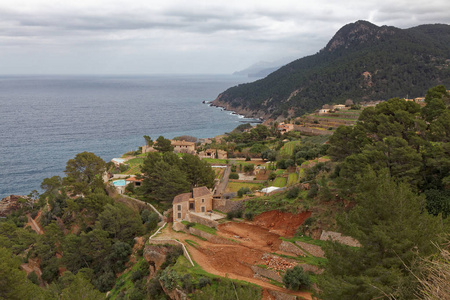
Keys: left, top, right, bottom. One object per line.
{"left": 173, "top": 186, "right": 213, "bottom": 222}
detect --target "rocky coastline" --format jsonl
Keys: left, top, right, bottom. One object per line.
{"left": 209, "top": 95, "right": 268, "bottom": 121}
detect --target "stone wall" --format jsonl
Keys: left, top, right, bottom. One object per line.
{"left": 267, "top": 290, "right": 297, "bottom": 300}
{"left": 320, "top": 230, "right": 361, "bottom": 247}
{"left": 295, "top": 241, "right": 325, "bottom": 258}
{"left": 250, "top": 265, "right": 282, "bottom": 282}
{"left": 212, "top": 198, "right": 245, "bottom": 213}
{"left": 186, "top": 212, "right": 219, "bottom": 229}
{"left": 278, "top": 241, "right": 306, "bottom": 256}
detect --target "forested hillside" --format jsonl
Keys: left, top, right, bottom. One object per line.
{"left": 212, "top": 20, "right": 450, "bottom": 119}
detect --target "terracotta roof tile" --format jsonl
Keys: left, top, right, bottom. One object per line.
{"left": 192, "top": 186, "right": 211, "bottom": 198}
{"left": 173, "top": 192, "right": 192, "bottom": 204}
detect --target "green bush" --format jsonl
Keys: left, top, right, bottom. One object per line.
{"left": 237, "top": 187, "right": 251, "bottom": 197}
{"left": 283, "top": 266, "right": 311, "bottom": 290}
{"left": 286, "top": 187, "right": 300, "bottom": 199}
{"left": 27, "top": 271, "right": 40, "bottom": 285}
{"left": 244, "top": 211, "right": 254, "bottom": 221}
{"left": 229, "top": 172, "right": 239, "bottom": 179}
{"left": 198, "top": 277, "right": 212, "bottom": 288}
{"left": 226, "top": 209, "right": 243, "bottom": 220}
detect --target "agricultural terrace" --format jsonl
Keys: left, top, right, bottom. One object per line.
{"left": 225, "top": 182, "right": 264, "bottom": 194}
{"left": 280, "top": 140, "right": 301, "bottom": 157}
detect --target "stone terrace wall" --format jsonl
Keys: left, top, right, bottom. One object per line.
{"left": 320, "top": 230, "right": 361, "bottom": 247}
{"left": 278, "top": 241, "right": 306, "bottom": 256}
{"left": 251, "top": 265, "right": 282, "bottom": 282}
{"left": 213, "top": 198, "right": 245, "bottom": 213}
{"left": 186, "top": 212, "right": 219, "bottom": 229}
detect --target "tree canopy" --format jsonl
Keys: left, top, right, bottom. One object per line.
{"left": 63, "top": 152, "right": 106, "bottom": 196}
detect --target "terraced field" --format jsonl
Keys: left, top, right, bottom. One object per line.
{"left": 280, "top": 140, "right": 300, "bottom": 156}
{"left": 273, "top": 177, "right": 287, "bottom": 187}
{"left": 287, "top": 172, "right": 299, "bottom": 185}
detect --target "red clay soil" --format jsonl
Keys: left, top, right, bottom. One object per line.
{"left": 218, "top": 222, "right": 283, "bottom": 252}
{"left": 156, "top": 219, "right": 313, "bottom": 300}
{"left": 253, "top": 210, "right": 312, "bottom": 237}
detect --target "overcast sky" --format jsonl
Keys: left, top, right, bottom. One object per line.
{"left": 1, "top": 0, "right": 449, "bottom": 75}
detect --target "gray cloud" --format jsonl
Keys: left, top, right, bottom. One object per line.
{"left": 0, "top": 0, "right": 448, "bottom": 74}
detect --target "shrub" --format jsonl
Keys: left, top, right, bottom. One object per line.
{"left": 268, "top": 172, "right": 277, "bottom": 181}
{"left": 283, "top": 266, "right": 311, "bottom": 290}
{"left": 229, "top": 172, "right": 239, "bottom": 179}
{"left": 27, "top": 271, "right": 40, "bottom": 285}
{"left": 245, "top": 156, "right": 251, "bottom": 161}
{"left": 244, "top": 164, "right": 255, "bottom": 173}
{"left": 185, "top": 222, "right": 195, "bottom": 229}
{"left": 131, "top": 270, "right": 142, "bottom": 282}
{"left": 182, "top": 274, "right": 194, "bottom": 293}
{"left": 226, "top": 209, "right": 243, "bottom": 220}
{"left": 277, "top": 159, "right": 287, "bottom": 169}
{"left": 237, "top": 187, "right": 251, "bottom": 197}
{"left": 286, "top": 187, "right": 300, "bottom": 199}
{"left": 307, "top": 184, "right": 318, "bottom": 199}
{"left": 244, "top": 211, "right": 254, "bottom": 221}
{"left": 198, "top": 277, "right": 212, "bottom": 288}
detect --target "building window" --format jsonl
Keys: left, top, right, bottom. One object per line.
{"left": 202, "top": 198, "right": 205, "bottom": 203}
{"left": 177, "top": 204, "right": 181, "bottom": 211}
{"left": 201, "top": 206, "right": 205, "bottom": 212}
{"left": 178, "top": 213, "right": 181, "bottom": 219}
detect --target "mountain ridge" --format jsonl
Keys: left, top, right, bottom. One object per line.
{"left": 212, "top": 20, "right": 450, "bottom": 119}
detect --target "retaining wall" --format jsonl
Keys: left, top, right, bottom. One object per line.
{"left": 186, "top": 212, "right": 219, "bottom": 229}
{"left": 278, "top": 241, "right": 306, "bottom": 256}
{"left": 251, "top": 265, "right": 282, "bottom": 282}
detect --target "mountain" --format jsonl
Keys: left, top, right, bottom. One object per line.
{"left": 232, "top": 60, "right": 288, "bottom": 77}
{"left": 212, "top": 20, "right": 450, "bottom": 119}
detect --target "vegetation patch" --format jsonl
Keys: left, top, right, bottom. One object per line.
{"left": 288, "top": 173, "right": 299, "bottom": 185}
{"left": 273, "top": 177, "right": 287, "bottom": 187}
{"left": 225, "top": 182, "right": 263, "bottom": 193}
{"left": 280, "top": 141, "right": 301, "bottom": 156}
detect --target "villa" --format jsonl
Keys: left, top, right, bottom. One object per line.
{"left": 173, "top": 186, "right": 213, "bottom": 222}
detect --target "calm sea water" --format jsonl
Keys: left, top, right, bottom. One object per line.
{"left": 0, "top": 75, "right": 257, "bottom": 198}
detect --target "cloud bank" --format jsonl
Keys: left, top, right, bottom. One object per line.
{"left": 0, "top": 0, "right": 448, "bottom": 74}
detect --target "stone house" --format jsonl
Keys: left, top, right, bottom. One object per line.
{"left": 171, "top": 140, "right": 196, "bottom": 154}
{"left": 173, "top": 186, "right": 213, "bottom": 222}
{"left": 333, "top": 104, "right": 346, "bottom": 110}
{"left": 277, "top": 122, "right": 294, "bottom": 134}
{"left": 198, "top": 148, "right": 227, "bottom": 159}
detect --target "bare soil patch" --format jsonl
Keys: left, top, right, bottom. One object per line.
{"left": 254, "top": 210, "right": 312, "bottom": 237}
{"left": 218, "top": 221, "right": 282, "bottom": 252}
{"left": 155, "top": 210, "right": 313, "bottom": 299}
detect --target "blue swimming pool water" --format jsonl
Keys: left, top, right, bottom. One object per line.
{"left": 113, "top": 180, "right": 126, "bottom": 187}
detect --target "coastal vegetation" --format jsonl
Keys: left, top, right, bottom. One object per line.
{"left": 1, "top": 85, "right": 449, "bottom": 299}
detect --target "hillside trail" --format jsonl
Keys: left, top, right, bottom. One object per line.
{"left": 155, "top": 223, "right": 312, "bottom": 300}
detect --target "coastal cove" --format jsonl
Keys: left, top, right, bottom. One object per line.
{"left": 0, "top": 74, "right": 259, "bottom": 198}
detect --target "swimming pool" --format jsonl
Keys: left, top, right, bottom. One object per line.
{"left": 112, "top": 179, "right": 126, "bottom": 187}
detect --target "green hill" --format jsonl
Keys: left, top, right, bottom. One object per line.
{"left": 212, "top": 20, "right": 450, "bottom": 119}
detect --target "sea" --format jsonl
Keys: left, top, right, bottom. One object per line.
{"left": 0, "top": 74, "right": 259, "bottom": 199}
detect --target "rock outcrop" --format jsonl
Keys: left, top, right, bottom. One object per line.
{"left": 0, "top": 195, "right": 34, "bottom": 217}
{"left": 143, "top": 245, "right": 170, "bottom": 276}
